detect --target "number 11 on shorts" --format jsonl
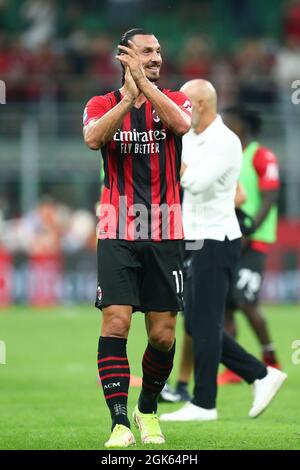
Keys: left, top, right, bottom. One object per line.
{"left": 173, "top": 270, "right": 183, "bottom": 293}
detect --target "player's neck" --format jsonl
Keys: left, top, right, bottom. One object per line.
{"left": 242, "top": 137, "right": 252, "bottom": 150}
{"left": 194, "top": 112, "right": 217, "bottom": 134}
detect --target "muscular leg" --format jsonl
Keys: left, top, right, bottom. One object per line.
{"left": 145, "top": 311, "right": 177, "bottom": 351}
{"left": 138, "top": 312, "right": 177, "bottom": 413}
{"left": 101, "top": 305, "right": 132, "bottom": 338}
{"left": 98, "top": 305, "right": 132, "bottom": 429}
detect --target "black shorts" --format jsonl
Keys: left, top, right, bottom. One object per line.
{"left": 95, "top": 239, "right": 184, "bottom": 313}
{"left": 226, "top": 246, "right": 267, "bottom": 309}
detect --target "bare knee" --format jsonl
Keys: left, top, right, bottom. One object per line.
{"left": 148, "top": 327, "right": 175, "bottom": 352}
{"left": 101, "top": 306, "right": 131, "bottom": 338}
{"left": 104, "top": 317, "right": 130, "bottom": 338}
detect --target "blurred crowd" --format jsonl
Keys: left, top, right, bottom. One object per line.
{"left": 0, "top": 196, "right": 97, "bottom": 255}
{"left": 0, "top": 0, "right": 300, "bottom": 106}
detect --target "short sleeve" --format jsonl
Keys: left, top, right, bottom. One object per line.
{"left": 83, "top": 96, "right": 113, "bottom": 127}
{"left": 253, "top": 147, "right": 280, "bottom": 191}
{"left": 164, "top": 90, "right": 192, "bottom": 117}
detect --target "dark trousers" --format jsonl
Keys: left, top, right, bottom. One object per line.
{"left": 184, "top": 238, "right": 266, "bottom": 409}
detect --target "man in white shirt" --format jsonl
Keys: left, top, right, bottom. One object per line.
{"left": 160, "top": 80, "right": 287, "bottom": 422}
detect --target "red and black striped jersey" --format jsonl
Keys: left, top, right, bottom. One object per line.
{"left": 83, "top": 89, "right": 192, "bottom": 241}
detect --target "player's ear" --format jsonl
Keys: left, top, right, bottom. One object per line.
{"left": 198, "top": 99, "right": 205, "bottom": 112}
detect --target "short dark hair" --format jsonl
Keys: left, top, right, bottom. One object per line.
{"left": 118, "top": 28, "right": 153, "bottom": 84}
{"left": 222, "top": 105, "right": 262, "bottom": 136}
{"left": 119, "top": 28, "right": 153, "bottom": 47}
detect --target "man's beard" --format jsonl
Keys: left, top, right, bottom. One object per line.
{"left": 145, "top": 64, "right": 161, "bottom": 83}
{"left": 146, "top": 71, "right": 160, "bottom": 83}
{"left": 148, "top": 75, "right": 160, "bottom": 83}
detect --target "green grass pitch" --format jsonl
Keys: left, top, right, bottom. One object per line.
{"left": 0, "top": 305, "right": 299, "bottom": 450}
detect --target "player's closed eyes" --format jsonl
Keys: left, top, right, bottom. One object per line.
{"left": 142, "top": 49, "right": 161, "bottom": 55}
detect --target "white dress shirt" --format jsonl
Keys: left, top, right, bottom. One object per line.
{"left": 181, "top": 115, "right": 242, "bottom": 241}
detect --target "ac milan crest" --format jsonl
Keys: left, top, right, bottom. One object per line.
{"left": 97, "top": 285, "right": 102, "bottom": 301}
